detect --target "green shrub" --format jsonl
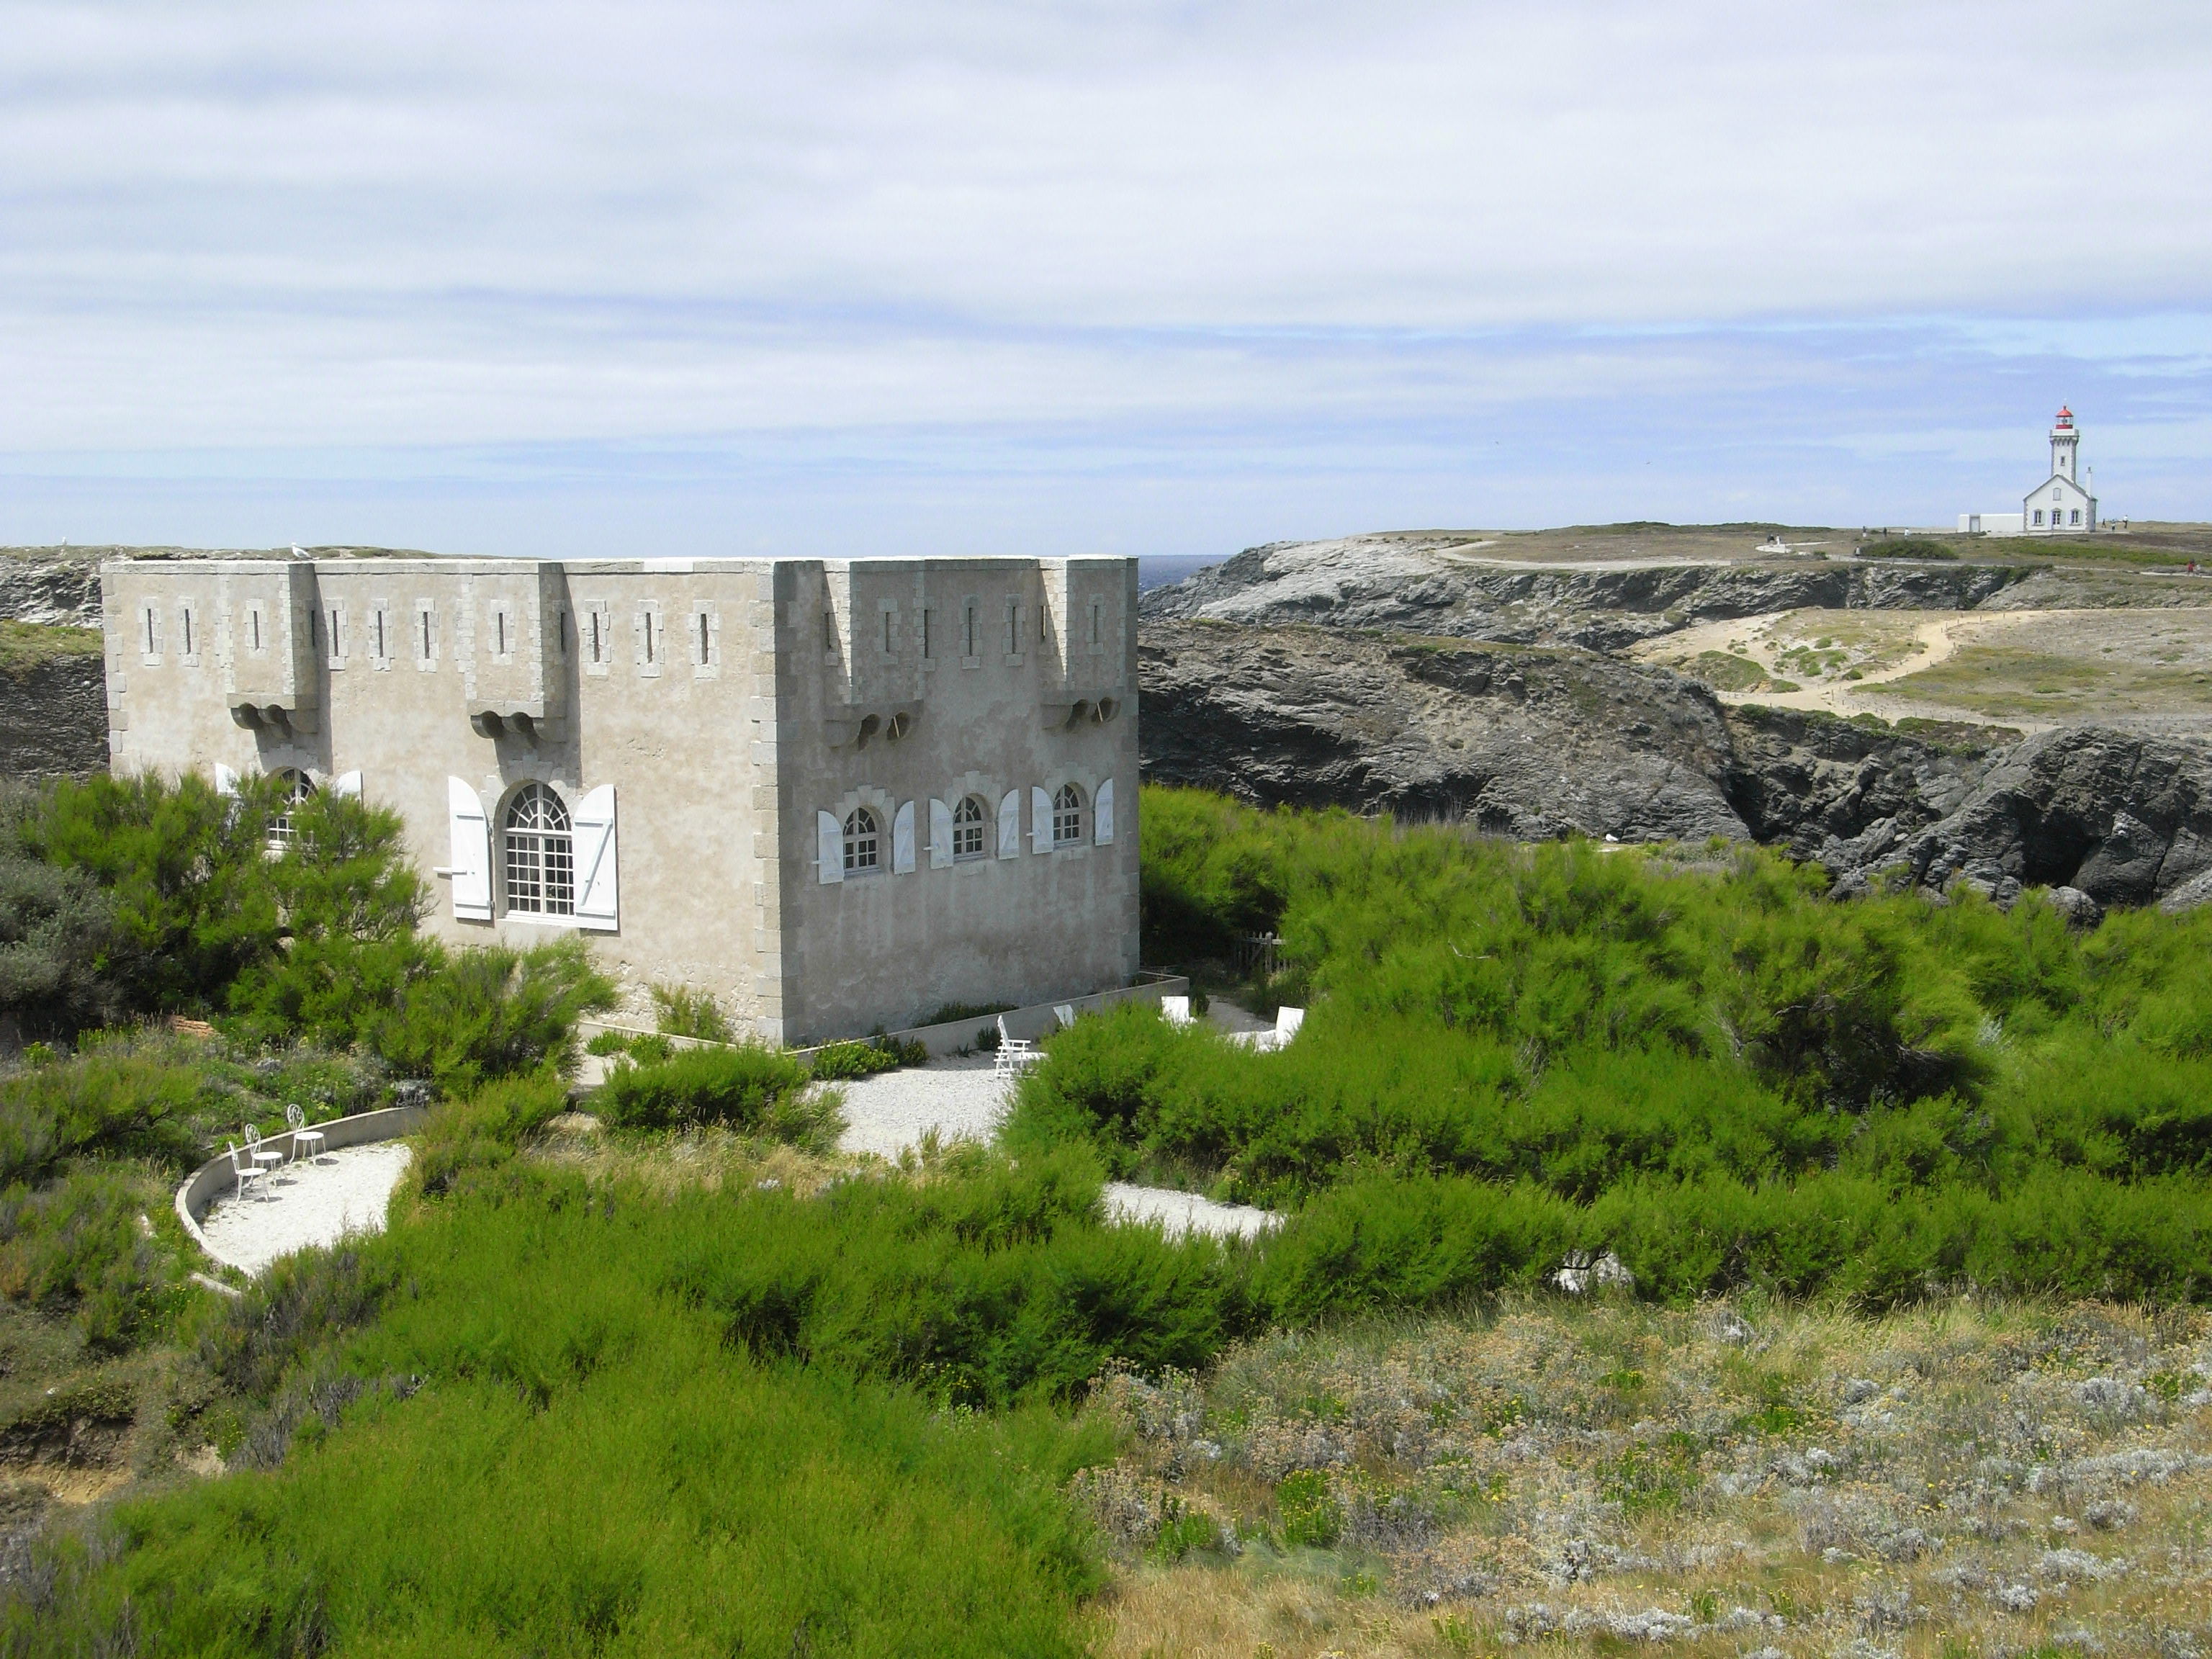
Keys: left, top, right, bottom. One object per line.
{"left": 407, "top": 1071, "right": 572, "bottom": 1201}
{"left": 0, "top": 1038, "right": 212, "bottom": 1187}
{"left": 809, "top": 1037, "right": 920, "bottom": 1080}
{"left": 369, "top": 937, "right": 616, "bottom": 1095}
{"left": 1274, "top": 1470, "right": 1342, "bottom": 1547}
{"left": 593, "top": 1043, "right": 822, "bottom": 1143}
{"left": 585, "top": 1029, "right": 632, "bottom": 1057}
{"left": 649, "top": 983, "right": 734, "bottom": 1043}
{"left": 0, "top": 1161, "right": 178, "bottom": 1351}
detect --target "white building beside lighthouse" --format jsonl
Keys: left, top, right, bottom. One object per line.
{"left": 1960, "top": 407, "right": 2100, "bottom": 536}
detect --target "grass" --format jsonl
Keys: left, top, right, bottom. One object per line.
{"left": 0, "top": 620, "right": 101, "bottom": 675}
{"left": 1876, "top": 634, "right": 2212, "bottom": 719}
{"left": 1081, "top": 1296, "right": 2212, "bottom": 1658}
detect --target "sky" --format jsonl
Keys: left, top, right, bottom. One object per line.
{"left": 4, "top": 0, "right": 2211, "bottom": 560}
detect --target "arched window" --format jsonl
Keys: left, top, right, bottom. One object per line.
{"left": 505, "top": 783, "right": 575, "bottom": 915}
{"left": 266, "top": 769, "right": 315, "bottom": 848}
{"left": 1052, "top": 783, "right": 1085, "bottom": 846}
{"left": 843, "top": 806, "right": 880, "bottom": 874}
{"left": 952, "top": 795, "right": 987, "bottom": 860}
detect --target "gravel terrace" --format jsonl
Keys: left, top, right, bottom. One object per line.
{"left": 835, "top": 1053, "right": 1280, "bottom": 1239}
{"left": 196, "top": 1143, "right": 413, "bottom": 1276}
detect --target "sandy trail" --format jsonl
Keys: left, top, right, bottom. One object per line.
{"left": 1643, "top": 608, "right": 2082, "bottom": 728}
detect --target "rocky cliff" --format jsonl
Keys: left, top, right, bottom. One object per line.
{"left": 1141, "top": 536, "right": 2210, "bottom": 651}
{"left": 0, "top": 655, "right": 109, "bottom": 779}
{"left": 1139, "top": 619, "right": 2212, "bottom": 914}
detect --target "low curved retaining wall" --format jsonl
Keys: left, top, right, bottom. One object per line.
{"left": 174, "top": 1102, "right": 430, "bottom": 1256}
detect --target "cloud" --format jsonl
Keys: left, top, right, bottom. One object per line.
{"left": 0, "top": 0, "right": 2208, "bottom": 547}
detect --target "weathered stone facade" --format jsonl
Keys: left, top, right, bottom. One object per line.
{"left": 101, "top": 554, "right": 1141, "bottom": 1043}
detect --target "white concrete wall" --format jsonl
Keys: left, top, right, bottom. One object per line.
{"left": 102, "top": 553, "right": 1141, "bottom": 1046}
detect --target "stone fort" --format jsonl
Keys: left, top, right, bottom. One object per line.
{"left": 99, "top": 554, "right": 1140, "bottom": 1044}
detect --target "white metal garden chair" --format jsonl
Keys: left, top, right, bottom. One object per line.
{"left": 243, "top": 1123, "right": 285, "bottom": 1179}
{"left": 285, "top": 1102, "right": 327, "bottom": 1163}
{"left": 227, "top": 1142, "right": 269, "bottom": 1201}
{"left": 993, "top": 1016, "right": 1038, "bottom": 1078}
{"left": 1160, "top": 995, "right": 1192, "bottom": 1027}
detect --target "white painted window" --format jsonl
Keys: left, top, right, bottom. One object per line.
{"left": 843, "top": 806, "right": 880, "bottom": 874}
{"left": 2033, "top": 511, "right": 2044, "bottom": 526}
{"left": 504, "top": 783, "right": 575, "bottom": 916}
{"left": 1053, "top": 783, "right": 1086, "bottom": 845}
{"left": 953, "top": 795, "right": 987, "bottom": 859}
{"left": 266, "top": 768, "right": 315, "bottom": 850}
{"left": 2070, "top": 509, "right": 2081, "bottom": 525}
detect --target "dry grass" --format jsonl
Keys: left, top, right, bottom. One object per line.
{"left": 523, "top": 1107, "right": 851, "bottom": 1197}
{"left": 1079, "top": 1297, "right": 2212, "bottom": 1657}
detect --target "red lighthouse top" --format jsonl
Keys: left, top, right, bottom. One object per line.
{"left": 2055, "top": 407, "right": 2074, "bottom": 428}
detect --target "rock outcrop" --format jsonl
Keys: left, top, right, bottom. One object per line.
{"left": 0, "top": 655, "right": 109, "bottom": 779}
{"left": 1140, "top": 619, "right": 2212, "bottom": 913}
{"left": 1142, "top": 538, "right": 2041, "bottom": 650}
{"left": 1140, "top": 621, "right": 1747, "bottom": 841}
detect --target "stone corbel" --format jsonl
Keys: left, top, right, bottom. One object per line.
{"left": 1040, "top": 695, "right": 1120, "bottom": 730}
{"left": 825, "top": 699, "right": 922, "bottom": 750}
{"left": 230, "top": 699, "right": 319, "bottom": 735}
{"left": 469, "top": 706, "right": 565, "bottom": 745}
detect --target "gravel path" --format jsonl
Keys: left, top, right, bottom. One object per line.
{"left": 197, "top": 1143, "right": 413, "bottom": 1276}
{"left": 835, "top": 1056, "right": 1281, "bottom": 1239}
{"left": 1102, "top": 1182, "right": 1281, "bottom": 1241}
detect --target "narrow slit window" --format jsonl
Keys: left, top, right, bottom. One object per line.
{"left": 644, "top": 612, "right": 656, "bottom": 664}
{"left": 144, "top": 608, "right": 156, "bottom": 654}
{"left": 922, "top": 608, "right": 932, "bottom": 658}
{"left": 374, "top": 609, "right": 386, "bottom": 659}
{"left": 181, "top": 608, "right": 194, "bottom": 657}
{"left": 698, "top": 613, "right": 710, "bottom": 663}
{"left": 421, "top": 609, "right": 433, "bottom": 659}
{"left": 1090, "top": 601, "right": 1102, "bottom": 646}
{"left": 590, "top": 611, "right": 603, "bottom": 663}
{"left": 1007, "top": 603, "right": 1019, "bottom": 654}
{"left": 963, "top": 605, "right": 976, "bottom": 657}
{"left": 882, "top": 611, "right": 893, "bottom": 654}
{"left": 495, "top": 611, "right": 508, "bottom": 656}
{"left": 250, "top": 610, "right": 262, "bottom": 652}
{"left": 823, "top": 612, "right": 836, "bottom": 652}
{"left": 328, "top": 608, "right": 341, "bottom": 655}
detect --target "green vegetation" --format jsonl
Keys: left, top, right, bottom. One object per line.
{"left": 593, "top": 1043, "right": 832, "bottom": 1144}
{"left": 1686, "top": 649, "right": 1767, "bottom": 691}
{"left": 1015, "top": 787, "right": 2212, "bottom": 1307}
{"left": 650, "top": 981, "right": 734, "bottom": 1043}
{"left": 0, "top": 619, "right": 101, "bottom": 675}
{"left": 1857, "top": 536, "right": 1955, "bottom": 559}
{"left": 808, "top": 1033, "right": 928, "bottom": 1079}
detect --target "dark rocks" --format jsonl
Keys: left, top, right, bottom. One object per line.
{"left": 1140, "top": 619, "right": 2212, "bottom": 914}
{"left": 0, "top": 654, "right": 107, "bottom": 778}
{"left": 1139, "top": 621, "right": 1748, "bottom": 841}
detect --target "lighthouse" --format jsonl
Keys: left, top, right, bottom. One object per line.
{"left": 2024, "top": 407, "right": 2096, "bottom": 534}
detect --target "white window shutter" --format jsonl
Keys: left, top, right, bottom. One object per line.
{"left": 331, "top": 770, "right": 362, "bottom": 799}
{"left": 446, "top": 777, "right": 493, "bottom": 921}
{"left": 1094, "top": 778, "right": 1115, "bottom": 845}
{"left": 997, "top": 791, "right": 1020, "bottom": 859}
{"left": 929, "top": 798, "right": 953, "bottom": 868}
{"left": 892, "top": 801, "right": 916, "bottom": 874}
{"left": 572, "top": 785, "right": 619, "bottom": 931}
{"left": 213, "top": 764, "right": 238, "bottom": 796}
{"left": 818, "top": 810, "right": 845, "bottom": 884}
{"left": 1031, "top": 786, "right": 1052, "bottom": 854}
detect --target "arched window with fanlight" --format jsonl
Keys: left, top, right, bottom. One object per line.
{"left": 951, "top": 795, "right": 987, "bottom": 860}
{"left": 266, "top": 768, "right": 316, "bottom": 850}
{"left": 842, "top": 806, "right": 880, "bottom": 875}
{"left": 1052, "top": 783, "right": 1086, "bottom": 846}
{"left": 504, "top": 783, "right": 575, "bottom": 915}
